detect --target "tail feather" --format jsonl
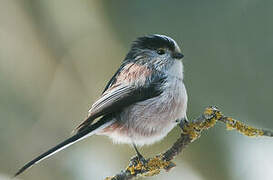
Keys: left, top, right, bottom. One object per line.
{"left": 14, "top": 118, "right": 112, "bottom": 177}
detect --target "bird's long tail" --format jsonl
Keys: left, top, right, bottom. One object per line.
{"left": 14, "top": 118, "right": 112, "bottom": 177}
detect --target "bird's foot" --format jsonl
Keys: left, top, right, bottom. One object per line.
{"left": 129, "top": 154, "right": 148, "bottom": 167}
{"left": 137, "top": 153, "right": 148, "bottom": 165}
{"left": 178, "top": 116, "right": 189, "bottom": 129}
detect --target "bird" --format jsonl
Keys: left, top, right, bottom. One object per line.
{"left": 14, "top": 34, "right": 188, "bottom": 177}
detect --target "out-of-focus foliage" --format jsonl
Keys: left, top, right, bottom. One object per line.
{"left": 0, "top": 0, "right": 272, "bottom": 180}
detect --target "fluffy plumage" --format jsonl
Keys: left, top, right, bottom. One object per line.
{"left": 14, "top": 34, "right": 187, "bottom": 177}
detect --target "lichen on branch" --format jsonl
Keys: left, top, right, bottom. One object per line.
{"left": 105, "top": 106, "right": 273, "bottom": 180}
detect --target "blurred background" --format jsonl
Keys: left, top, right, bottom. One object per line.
{"left": 0, "top": 0, "right": 273, "bottom": 180}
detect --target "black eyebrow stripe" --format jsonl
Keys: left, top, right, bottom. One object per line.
{"left": 132, "top": 35, "right": 176, "bottom": 51}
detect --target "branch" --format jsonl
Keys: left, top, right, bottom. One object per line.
{"left": 105, "top": 106, "right": 273, "bottom": 180}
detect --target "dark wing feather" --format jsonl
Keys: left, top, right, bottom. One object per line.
{"left": 75, "top": 70, "right": 166, "bottom": 132}
{"left": 102, "top": 66, "right": 122, "bottom": 93}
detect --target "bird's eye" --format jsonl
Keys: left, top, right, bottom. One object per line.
{"left": 156, "top": 49, "right": 165, "bottom": 55}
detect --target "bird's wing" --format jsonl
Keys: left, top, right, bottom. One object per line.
{"left": 14, "top": 63, "right": 166, "bottom": 177}
{"left": 75, "top": 62, "right": 166, "bottom": 132}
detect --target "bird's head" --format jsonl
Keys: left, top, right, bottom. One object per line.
{"left": 125, "top": 34, "right": 184, "bottom": 70}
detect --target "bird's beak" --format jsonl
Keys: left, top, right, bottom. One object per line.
{"left": 172, "top": 52, "right": 184, "bottom": 59}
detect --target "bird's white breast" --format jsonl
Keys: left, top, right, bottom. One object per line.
{"left": 99, "top": 60, "right": 188, "bottom": 146}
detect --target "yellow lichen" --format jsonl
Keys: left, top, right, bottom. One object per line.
{"left": 182, "top": 107, "right": 221, "bottom": 140}
{"left": 225, "top": 117, "right": 235, "bottom": 130}
{"left": 126, "top": 159, "right": 146, "bottom": 175}
{"left": 225, "top": 117, "right": 264, "bottom": 137}
{"left": 204, "top": 107, "right": 214, "bottom": 117}
{"left": 127, "top": 165, "right": 136, "bottom": 175}
{"left": 144, "top": 156, "right": 173, "bottom": 177}
{"left": 215, "top": 111, "right": 223, "bottom": 120}
{"left": 201, "top": 107, "right": 222, "bottom": 129}
{"left": 201, "top": 117, "right": 217, "bottom": 129}
{"left": 182, "top": 123, "right": 201, "bottom": 140}
{"left": 125, "top": 156, "right": 173, "bottom": 177}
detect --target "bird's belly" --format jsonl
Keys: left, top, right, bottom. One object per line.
{"left": 99, "top": 79, "right": 187, "bottom": 146}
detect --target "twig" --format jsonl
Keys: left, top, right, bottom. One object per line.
{"left": 105, "top": 106, "right": 273, "bottom": 180}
